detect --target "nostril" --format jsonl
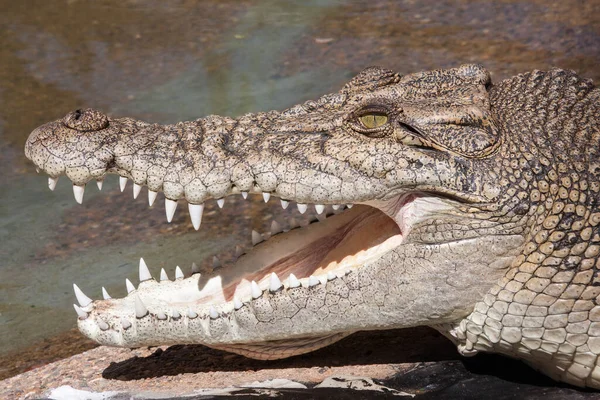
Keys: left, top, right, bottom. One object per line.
{"left": 74, "top": 109, "right": 82, "bottom": 120}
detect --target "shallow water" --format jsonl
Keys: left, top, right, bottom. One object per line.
{"left": 0, "top": 0, "right": 598, "bottom": 358}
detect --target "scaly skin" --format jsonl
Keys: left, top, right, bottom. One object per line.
{"left": 25, "top": 65, "right": 600, "bottom": 388}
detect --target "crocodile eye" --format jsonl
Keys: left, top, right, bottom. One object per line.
{"left": 358, "top": 113, "right": 388, "bottom": 129}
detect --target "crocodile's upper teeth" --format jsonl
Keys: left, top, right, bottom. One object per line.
{"left": 251, "top": 230, "right": 263, "bottom": 246}
{"left": 48, "top": 176, "right": 59, "bottom": 191}
{"left": 148, "top": 190, "right": 158, "bottom": 206}
{"left": 96, "top": 180, "right": 103, "bottom": 191}
{"left": 217, "top": 198, "right": 225, "bottom": 208}
{"left": 315, "top": 204, "right": 325, "bottom": 214}
{"left": 188, "top": 203, "right": 204, "bottom": 230}
{"left": 297, "top": 203, "right": 307, "bottom": 214}
{"left": 133, "top": 183, "right": 142, "bottom": 199}
{"left": 280, "top": 199, "right": 289, "bottom": 209}
{"left": 165, "top": 199, "right": 177, "bottom": 222}
{"left": 241, "top": 191, "right": 248, "bottom": 199}
{"left": 119, "top": 177, "right": 127, "bottom": 192}
{"left": 73, "top": 184, "right": 85, "bottom": 204}
{"left": 262, "top": 192, "right": 270, "bottom": 203}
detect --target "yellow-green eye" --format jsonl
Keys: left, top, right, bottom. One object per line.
{"left": 358, "top": 113, "right": 388, "bottom": 129}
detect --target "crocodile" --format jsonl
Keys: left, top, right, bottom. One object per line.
{"left": 24, "top": 64, "right": 600, "bottom": 388}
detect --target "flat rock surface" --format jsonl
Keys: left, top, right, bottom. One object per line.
{"left": 2, "top": 328, "right": 597, "bottom": 399}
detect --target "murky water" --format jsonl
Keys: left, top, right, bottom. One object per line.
{"left": 0, "top": 0, "right": 598, "bottom": 365}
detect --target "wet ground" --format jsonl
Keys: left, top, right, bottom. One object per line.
{"left": 0, "top": 0, "right": 599, "bottom": 389}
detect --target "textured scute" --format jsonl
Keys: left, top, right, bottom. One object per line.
{"left": 24, "top": 65, "right": 600, "bottom": 389}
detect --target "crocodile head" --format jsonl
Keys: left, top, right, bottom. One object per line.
{"left": 25, "top": 65, "right": 600, "bottom": 387}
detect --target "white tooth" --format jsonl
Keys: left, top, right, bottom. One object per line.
{"left": 165, "top": 198, "right": 178, "bottom": 222}
{"left": 315, "top": 204, "right": 325, "bottom": 214}
{"left": 157, "top": 311, "right": 167, "bottom": 320}
{"left": 269, "top": 272, "right": 283, "bottom": 292}
{"left": 133, "top": 183, "right": 142, "bottom": 199}
{"left": 73, "top": 284, "right": 92, "bottom": 307}
{"left": 209, "top": 306, "right": 219, "bottom": 319}
{"left": 270, "top": 220, "right": 282, "bottom": 235}
{"left": 289, "top": 218, "right": 299, "bottom": 229}
{"left": 119, "top": 177, "right": 128, "bottom": 192}
{"left": 96, "top": 180, "right": 104, "bottom": 191}
{"left": 36, "top": 168, "right": 40, "bottom": 173}
{"left": 138, "top": 257, "right": 152, "bottom": 282}
{"left": 160, "top": 268, "right": 169, "bottom": 281}
{"left": 125, "top": 278, "right": 135, "bottom": 294}
{"left": 234, "top": 296, "right": 243, "bottom": 310}
{"left": 121, "top": 318, "right": 132, "bottom": 329}
{"left": 280, "top": 199, "right": 289, "bottom": 209}
{"left": 217, "top": 198, "right": 225, "bottom": 208}
{"left": 134, "top": 295, "right": 148, "bottom": 318}
{"left": 48, "top": 176, "right": 59, "bottom": 191}
{"left": 262, "top": 192, "right": 270, "bottom": 202}
{"left": 308, "top": 275, "right": 320, "bottom": 287}
{"left": 175, "top": 266, "right": 184, "bottom": 279}
{"left": 73, "top": 184, "right": 85, "bottom": 204}
{"left": 98, "top": 319, "right": 109, "bottom": 331}
{"left": 251, "top": 230, "right": 263, "bottom": 246}
{"left": 241, "top": 191, "right": 248, "bottom": 199}
{"left": 188, "top": 203, "right": 204, "bottom": 230}
{"left": 187, "top": 307, "right": 198, "bottom": 319}
{"left": 148, "top": 190, "right": 158, "bottom": 206}
{"left": 332, "top": 204, "right": 340, "bottom": 210}
{"left": 327, "top": 271, "right": 337, "bottom": 281}
{"left": 73, "top": 304, "right": 88, "bottom": 319}
{"left": 172, "top": 309, "right": 180, "bottom": 319}
{"left": 234, "top": 245, "right": 244, "bottom": 258}
{"left": 191, "top": 262, "right": 201, "bottom": 275}
{"left": 297, "top": 203, "right": 307, "bottom": 214}
{"left": 251, "top": 281, "right": 262, "bottom": 299}
{"left": 288, "top": 273, "right": 301, "bottom": 288}
{"left": 101, "top": 287, "right": 111, "bottom": 300}
{"left": 212, "top": 256, "right": 221, "bottom": 270}
{"left": 347, "top": 204, "right": 353, "bottom": 208}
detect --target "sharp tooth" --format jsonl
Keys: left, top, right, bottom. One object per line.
{"left": 96, "top": 180, "right": 104, "bottom": 191}
{"left": 188, "top": 203, "right": 204, "bottom": 230}
{"left": 269, "top": 272, "right": 283, "bottom": 292}
{"left": 251, "top": 230, "right": 263, "bottom": 246}
{"left": 308, "top": 275, "right": 320, "bottom": 287}
{"left": 134, "top": 295, "right": 148, "bottom": 318}
{"left": 347, "top": 204, "right": 353, "bottom": 208}
{"left": 212, "top": 256, "right": 221, "bottom": 270}
{"left": 73, "top": 284, "right": 93, "bottom": 307}
{"left": 327, "top": 271, "right": 337, "bottom": 281}
{"left": 48, "top": 176, "right": 59, "bottom": 191}
{"left": 288, "top": 273, "right": 301, "bottom": 288}
{"left": 165, "top": 198, "right": 178, "bottom": 222}
{"left": 217, "top": 198, "right": 225, "bottom": 208}
{"left": 36, "top": 168, "right": 40, "bottom": 173}
{"left": 241, "top": 191, "right": 248, "bottom": 199}
{"left": 101, "top": 287, "right": 111, "bottom": 300}
{"left": 191, "top": 262, "right": 201, "bottom": 275}
{"left": 98, "top": 319, "right": 109, "bottom": 331}
{"left": 148, "top": 190, "right": 158, "bottom": 206}
{"left": 251, "top": 281, "right": 262, "bottom": 299}
{"left": 175, "top": 266, "right": 184, "bottom": 279}
{"left": 125, "top": 278, "right": 135, "bottom": 294}
{"left": 172, "top": 309, "right": 180, "bottom": 319}
{"left": 121, "top": 318, "right": 132, "bottom": 329}
{"left": 332, "top": 204, "right": 340, "bottom": 210}
{"left": 289, "top": 218, "right": 299, "bottom": 230}
{"left": 119, "top": 177, "right": 128, "bottom": 192}
{"left": 160, "top": 268, "right": 169, "bottom": 281}
{"left": 315, "top": 204, "right": 325, "bottom": 214}
{"left": 187, "top": 307, "right": 198, "bottom": 319}
{"left": 73, "top": 184, "right": 85, "bottom": 204}
{"left": 133, "top": 183, "right": 142, "bottom": 199}
{"left": 270, "top": 220, "right": 282, "bottom": 235}
{"left": 73, "top": 304, "right": 88, "bottom": 319}
{"left": 297, "top": 203, "right": 307, "bottom": 214}
{"left": 234, "top": 296, "right": 243, "bottom": 310}
{"left": 234, "top": 245, "right": 244, "bottom": 258}
{"left": 138, "top": 258, "right": 152, "bottom": 282}
{"left": 262, "top": 192, "right": 270, "bottom": 202}
{"left": 209, "top": 306, "right": 219, "bottom": 319}
{"left": 157, "top": 311, "right": 167, "bottom": 320}
{"left": 280, "top": 199, "right": 289, "bottom": 209}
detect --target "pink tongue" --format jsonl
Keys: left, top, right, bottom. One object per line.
{"left": 204, "top": 205, "right": 402, "bottom": 302}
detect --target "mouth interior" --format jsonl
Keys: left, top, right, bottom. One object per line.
{"left": 193, "top": 204, "right": 403, "bottom": 305}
